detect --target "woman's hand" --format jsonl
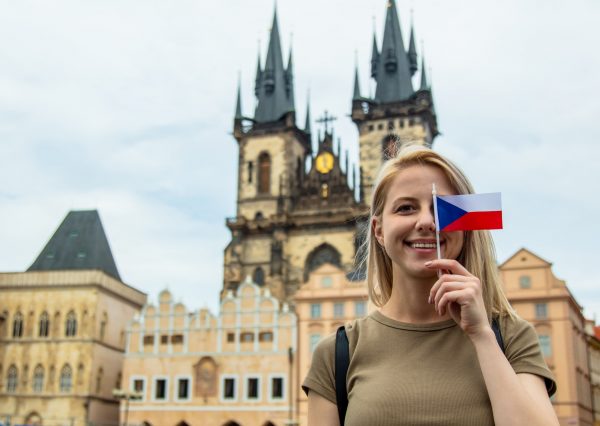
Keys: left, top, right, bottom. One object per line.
{"left": 426, "top": 259, "right": 491, "bottom": 339}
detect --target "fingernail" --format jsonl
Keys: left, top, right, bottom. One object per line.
{"left": 428, "top": 295, "right": 432, "bottom": 304}
{"left": 424, "top": 261, "right": 432, "bottom": 266}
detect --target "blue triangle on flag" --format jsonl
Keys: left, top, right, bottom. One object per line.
{"left": 437, "top": 197, "right": 467, "bottom": 230}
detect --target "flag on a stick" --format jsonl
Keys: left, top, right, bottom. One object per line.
{"left": 435, "top": 192, "right": 503, "bottom": 232}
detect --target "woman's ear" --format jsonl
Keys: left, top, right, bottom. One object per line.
{"left": 372, "top": 216, "right": 384, "bottom": 246}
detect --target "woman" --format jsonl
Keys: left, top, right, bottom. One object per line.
{"left": 302, "top": 145, "right": 558, "bottom": 426}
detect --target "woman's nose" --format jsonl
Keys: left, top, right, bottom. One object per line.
{"left": 416, "top": 210, "right": 436, "bottom": 232}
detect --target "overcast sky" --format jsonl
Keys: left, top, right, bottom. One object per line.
{"left": 1, "top": 0, "right": 598, "bottom": 317}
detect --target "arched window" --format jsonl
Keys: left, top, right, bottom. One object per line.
{"left": 95, "top": 367, "right": 103, "bottom": 393}
{"left": 304, "top": 243, "right": 342, "bottom": 281}
{"left": 24, "top": 413, "right": 42, "bottom": 426}
{"left": 7, "top": 365, "right": 18, "bottom": 393}
{"left": 59, "top": 364, "right": 72, "bottom": 392}
{"left": 13, "top": 312, "right": 23, "bottom": 338}
{"left": 253, "top": 267, "right": 265, "bottom": 286}
{"left": 77, "top": 364, "right": 85, "bottom": 386}
{"left": 33, "top": 365, "right": 44, "bottom": 393}
{"left": 100, "top": 312, "right": 107, "bottom": 340}
{"left": 258, "top": 152, "right": 271, "bottom": 194}
{"left": 382, "top": 134, "right": 399, "bottom": 160}
{"left": 65, "top": 311, "right": 77, "bottom": 337}
{"left": 39, "top": 312, "right": 49, "bottom": 337}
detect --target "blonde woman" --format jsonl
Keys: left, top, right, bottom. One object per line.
{"left": 303, "top": 146, "right": 558, "bottom": 426}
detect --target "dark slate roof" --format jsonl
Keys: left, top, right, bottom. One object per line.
{"left": 373, "top": 0, "right": 414, "bottom": 103}
{"left": 253, "top": 9, "right": 295, "bottom": 123}
{"left": 28, "top": 210, "right": 122, "bottom": 281}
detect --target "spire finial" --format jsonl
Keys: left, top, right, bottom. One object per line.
{"left": 304, "top": 89, "right": 312, "bottom": 134}
{"left": 235, "top": 72, "right": 243, "bottom": 119}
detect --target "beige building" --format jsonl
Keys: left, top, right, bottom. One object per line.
{"left": 121, "top": 278, "right": 297, "bottom": 426}
{"left": 294, "top": 264, "right": 370, "bottom": 424}
{"left": 500, "top": 248, "right": 593, "bottom": 426}
{"left": 0, "top": 210, "right": 146, "bottom": 426}
{"left": 585, "top": 319, "right": 600, "bottom": 425}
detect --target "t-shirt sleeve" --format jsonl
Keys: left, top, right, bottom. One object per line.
{"left": 301, "top": 333, "right": 337, "bottom": 404}
{"left": 501, "top": 314, "right": 557, "bottom": 396}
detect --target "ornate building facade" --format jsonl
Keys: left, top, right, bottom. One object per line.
{"left": 121, "top": 279, "right": 296, "bottom": 425}
{"left": 0, "top": 210, "right": 146, "bottom": 426}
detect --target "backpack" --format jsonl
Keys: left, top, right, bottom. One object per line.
{"left": 334, "top": 318, "right": 505, "bottom": 426}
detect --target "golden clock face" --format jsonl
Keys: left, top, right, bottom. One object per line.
{"left": 315, "top": 152, "right": 334, "bottom": 174}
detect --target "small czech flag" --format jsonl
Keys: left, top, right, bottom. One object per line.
{"left": 435, "top": 193, "right": 503, "bottom": 232}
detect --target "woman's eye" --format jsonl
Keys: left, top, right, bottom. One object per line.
{"left": 394, "top": 204, "right": 415, "bottom": 213}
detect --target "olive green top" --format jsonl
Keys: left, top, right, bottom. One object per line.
{"left": 303, "top": 311, "right": 555, "bottom": 426}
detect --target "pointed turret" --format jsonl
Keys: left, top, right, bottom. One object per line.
{"left": 235, "top": 78, "right": 243, "bottom": 119}
{"left": 419, "top": 55, "right": 428, "bottom": 91}
{"left": 373, "top": 0, "right": 414, "bottom": 103}
{"left": 254, "top": 52, "right": 262, "bottom": 97}
{"left": 254, "top": 9, "right": 295, "bottom": 123}
{"left": 304, "top": 96, "right": 312, "bottom": 134}
{"left": 370, "top": 32, "right": 379, "bottom": 78}
{"left": 286, "top": 47, "right": 295, "bottom": 108}
{"left": 353, "top": 65, "right": 362, "bottom": 100}
{"left": 408, "top": 23, "right": 418, "bottom": 76}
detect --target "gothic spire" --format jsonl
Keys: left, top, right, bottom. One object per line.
{"left": 408, "top": 22, "right": 418, "bottom": 76}
{"left": 370, "top": 31, "right": 379, "bottom": 78}
{"left": 419, "top": 54, "right": 428, "bottom": 91}
{"left": 304, "top": 93, "right": 312, "bottom": 134}
{"left": 235, "top": 76, "right": 243, "bottom": 119}
{"left": 253, "top": 8, "right": 295, "bottom": 123}
{"left": 353, "top": 64, "right": 362, "bottom": 100}
{"left": 254, "top": 51, "right": 262, "bottom": 97}
{"left": 373, "top": 0, "right": 414, "bottom": 103}
{"left": 286, "top": 46, "right": 295, "bottom": 108}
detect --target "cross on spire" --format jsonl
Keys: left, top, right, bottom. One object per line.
{"left": 315, "top": 110, "right": 337, "bottom": 134}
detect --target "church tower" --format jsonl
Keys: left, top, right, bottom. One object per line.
{"left": 225, "top": 9, "right": 364, "bottom": 302}
{"left": 351, "top": 0, "right": 438, "bottom": 204}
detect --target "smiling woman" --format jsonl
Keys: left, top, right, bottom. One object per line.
{"left": 302, "top": 145, "right": 559, "bottom": 426}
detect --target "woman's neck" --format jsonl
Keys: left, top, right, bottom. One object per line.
{"left": 380, "top": 269, "right": 451, "bottom": 324}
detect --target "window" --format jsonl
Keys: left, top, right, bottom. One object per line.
{"left": 177, "top": 378, "right": 190, "bottom": 400}
{"left": 143, "top": 335, "right": 154, "bottom": 345}
{"left": 310, "top": 304, "right": 321, "bottom": 319}
{"left": 241, "top": 332, "right": 254, "bottom": 343}
{"left": 355, "top": 301, "right": 366, "bottom": 317}
{"left": 271, "top": 377, "right": 284, "bottom": 400}
{"left": 227, "top": 332, "right": 235, "bottom": 343}
{"left": 539, "top": 335, "right": 552, "bottom": 357}
{"left": 368, "top": 124, "right": 374, "bottom": 132}
{"left": 258, "top": 152, "right": 271, "bottom": 194}
{"left": 246, "top": 377, "right": 259, "bottom": 400}
{"left": 13, "top": 312, "right": 23, "bottom": 338}
{"left": 133, "top": 378, "right": 145, "bottom": 393}
{"left": 100, "top": 312, "right": 107, "bottom": 340}
{"left": 535, "top": 303, "right": 548, "bottom": 319}
{"left": 160, "top": 335, "right": 169, "bottom": 344}
{"left": 154, "top": 378, "right": 167, "bottom": 400}
{"left": 253, "top": 267, "right": 265, "bottom": 286}
{"left": 248, "top": 161, "right": 254, "bottom": 183}
{"left": 95, "top": 368, "right": 103, "bottom": 393}
{"left": 59, "top": 365, "right": 72, "bottom": 392}
{"left": 519, "top": 275, "right": 531, "bottom": 289}
{"left": 171, "top": 334, "right": 184, "bottom": 344}
{"left": 65, "top": 311, "right": 77, "bottom": 337}
{"left": 333, "top": 303, "right": 344, "bottom": 318}
{"left": 39, "top": 312, "right": 49, "bottom": 337}
{"left": 7, "top": 365, "right": 18, "bottom": 393}
{"left": 382, "top": 135, "right": 399, "bottom": 160}
{"left": 259, "top": 331, "right": 273, "bottom": 342}
{"left": 388, "top": 120, "right": 394, "bottom": 130}
{"left": 33, "top": 365, "right": 44, "bottom": 393}
{"left": 377, "top": 123, "right": 384, "bottom": 130}
{"left": 321, "top": 276, "right": 332, "bottom": 288}
{"left": 223, "top": 377, "right": 236, "bottom": 400}
{"left": 310, "top": 334, "right": 321, "bottom": 353}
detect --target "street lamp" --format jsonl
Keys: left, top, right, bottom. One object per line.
{"left": 113, "top": 388, "right": 143, "bottom": 426}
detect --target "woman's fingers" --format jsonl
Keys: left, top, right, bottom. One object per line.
{"left": 437, "top": 287, "right": 478, "bottom": 316}
{"left": 425, "top": 258, "right": 473, "bottom": 277}
{"left": 428, "top": 274, "right": 473, "bottom": 304}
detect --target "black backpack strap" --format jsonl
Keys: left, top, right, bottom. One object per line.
{"left": 492, "top": 317, "right": 505, "bottom": 352}
{"left": 335, "top": 325, "right": 349, "bottom": 426}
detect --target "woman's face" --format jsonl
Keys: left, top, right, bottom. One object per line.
{"left": 372, "top": 164, "right": 464, "bottom": 280}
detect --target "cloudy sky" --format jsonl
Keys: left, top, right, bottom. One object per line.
{"left": 1, "top": 0, "right": 598, "bottom": 317}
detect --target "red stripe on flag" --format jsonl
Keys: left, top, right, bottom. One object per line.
{"left": 441, "top": 211, "right": 503, "bottom": 232}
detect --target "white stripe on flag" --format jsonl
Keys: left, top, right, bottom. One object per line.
{"left": 438, "top": 192, "right": 501, "bottom": 212}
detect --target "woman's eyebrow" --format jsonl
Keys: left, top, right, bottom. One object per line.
{"left": 390, "top": 196, "right": 419, "bottom": 206}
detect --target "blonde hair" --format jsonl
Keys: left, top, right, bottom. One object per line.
{"left": 361, "top": 144, "right": 514, "bottom": 320}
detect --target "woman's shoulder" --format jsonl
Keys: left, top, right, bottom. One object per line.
{"left": 313, "top": 315, "right": 372, "bottom": 357}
